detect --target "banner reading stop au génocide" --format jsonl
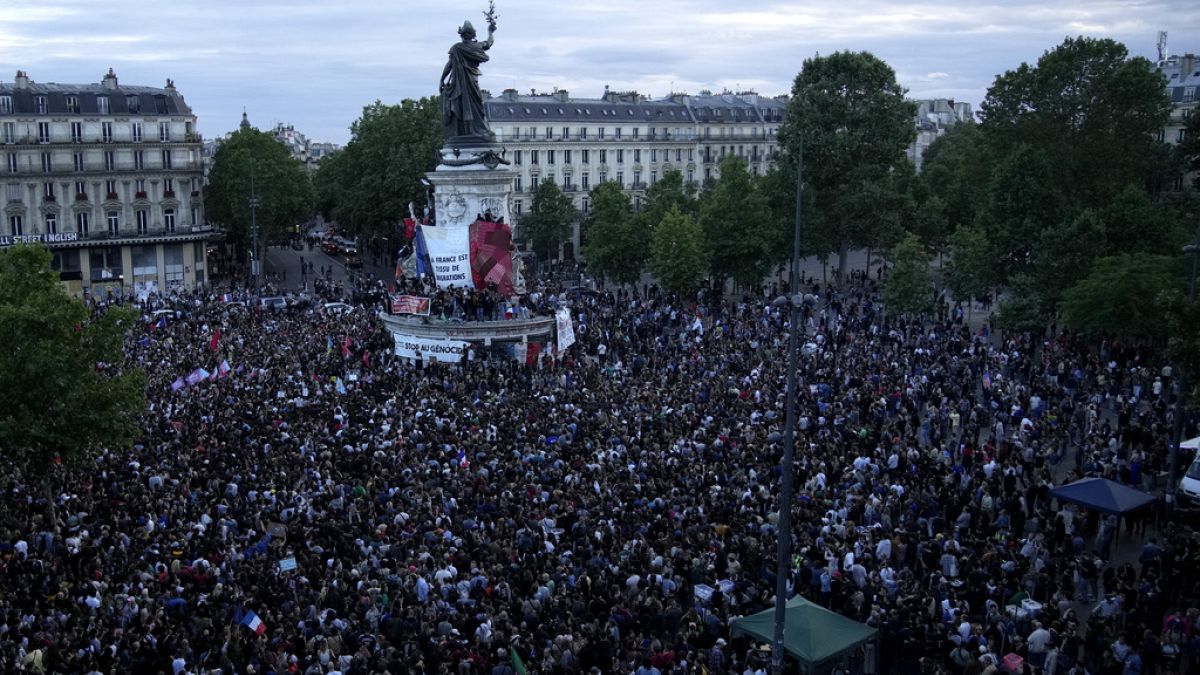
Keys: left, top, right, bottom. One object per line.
{"left": 392, "top": 334, "right": 469, "bottom": 363}
{"left": 419, "top": 225, "right": 472, "bottom": 289}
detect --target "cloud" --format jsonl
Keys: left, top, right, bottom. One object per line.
{"left": 0, "top": 0, "right": 1196, "bottom": 144}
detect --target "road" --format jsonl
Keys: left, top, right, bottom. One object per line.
{"left": 261, "top": 243, "right": 394, "bottom": 293}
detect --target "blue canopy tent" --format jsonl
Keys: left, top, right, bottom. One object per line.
{"left": 1049, "top": 477, "right": 1156, "bottom": 516}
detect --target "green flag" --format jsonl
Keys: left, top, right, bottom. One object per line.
{"left": 511, "top": 648, "right": 527, "bottom": 675}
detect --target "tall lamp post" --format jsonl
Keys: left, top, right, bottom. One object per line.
{"left": 249, "top": 170, "right": 261, "bottom": 295}
{"left": 1166, "top": 233, "right": 1200, "bottom": 513}
{"left": 770, "top": 145, "right": 804, "bottom": 673}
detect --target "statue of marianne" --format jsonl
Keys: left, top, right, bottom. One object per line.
{"left": 439, "top": 10, "right": 497, "bottom": 145}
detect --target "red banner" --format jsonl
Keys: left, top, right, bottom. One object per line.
{"left": 469, "top": 220, "right": 514, "bottom": 295}
{"left": 390, "top": 294, "right": 432, "bottom": 315}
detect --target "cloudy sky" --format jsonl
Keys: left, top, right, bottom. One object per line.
{"left": 2, "top": 0, "right": 1197, "bottom": 144}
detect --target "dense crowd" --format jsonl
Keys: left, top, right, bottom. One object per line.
{"left": 1, "top": 272, "right": 1198, "bottom": 675}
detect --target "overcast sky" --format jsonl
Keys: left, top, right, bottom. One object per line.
{"left": 2, "top": 0, "right": 1197, "bottom": 145}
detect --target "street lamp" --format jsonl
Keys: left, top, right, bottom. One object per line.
{"left": 1166, "top": 235, "right": 1200, "bottom": 512}
{"left": 249, "top": 169, "right": 261, "bottom": 295}
{"left": 771, "top": 144, "right": 804, "bottom": 674}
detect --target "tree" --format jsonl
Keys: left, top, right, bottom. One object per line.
{"left": 519, "top": 179, "right": 578, "bottom": 260}
{"left": 205, "top": 127, "right": 315, "bottom": 261}
{"left": 0, "top": 245, "right": 146, "bottom": 528}
{"left": 1029, "top": 210, "right": 1106, "bottom": 314}
{"left": 699, "top": 155, "right": 773, "bottom": 287}
{"left": 1100, "top": 184, "right": 1189, "bottom": 256}
{"left": 316, "top": 98, "right": 442, "bottom": 240}
{"left": 651, "top": 206, "right": 708, "bottom": 296}
{"left": 1060, "top": 253, "right": 1178, "bottom": 338}
{"left": 582, "top": 182, "right": 644, "bottom": 284}
{"left": 945, "top": 225, "right": 993, "bottom": 314}
{"left": 1180, "top": 109, "right": 1200, "bottom": 190}
{"left": 641, "top": 168, "right": 698, "bottom": 227}
{"left": 779, "top": 51, "right": 917, "bottom": 283}
{"left": 881, "top": 233, "right": 933, "bottom": 314}
{"left": 921, "top": 123, "right": 992, "bottom": 238}
{"left": 980, "top": 37, "right": 1172, "bottom": 209}
{"left": 313, "top": 148, "right": 348, "bottom": 222}
{"left": 978, "top": 144, "right": 1068, "bottom": 281}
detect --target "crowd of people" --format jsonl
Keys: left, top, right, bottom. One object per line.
{"left": 1, "top": 270, "right": 1198, "bottom": 675}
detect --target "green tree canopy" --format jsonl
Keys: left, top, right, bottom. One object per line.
{"left": 651, "top": 205, "right": 708, "bottom": 296}
{"left": 641, "top": 168, "right": 698, "bottom": 226}
{"left": 315, "top": 98, "right": 441, "bottom": 240}
{"left": 945, "top": 225, "right": 993, "bottom": 306}
{"left": 699, "top": 155, "right": 773, "bottom": 287}
{"left": 582, "top": 181, "right": 644, "bottom": 284}
{"left": 0, "top": 245, "right": 146, "bottom": 524}
{"left": 882, "top": 232, "right": 934, "bottom": 314}
{"left": 1060, "top": 253, "right": 1179, "bottom": 338}
{"left": 204, "top": 127, "right": 315, "bottom": 257}
{"left": 779, "top": 50, "right": 917, "bottom": 283}
{"left": 921, "top": 123, "right": 992, "bottom": 238}
{"left": 520, "top": 179, "right": 578, "bottom": 260}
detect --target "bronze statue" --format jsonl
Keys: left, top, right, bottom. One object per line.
{"left": 440, "top": 3, "right": 498, "bottom": 145}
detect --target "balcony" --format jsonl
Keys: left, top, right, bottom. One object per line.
{"left": 135, "top": 191, "right": 148, "bottom": 199}
{"left": 44, "top": 194, "right": 56, "bottom": 203}
{"left": 106, "top": 192, "right": 119, "bottom": 201}
{"left": 75, "top": 193, "right": 88, "bottom": 202}
{"left": 190, "top": 190, "right": 201, "bottom": 198}
{"left": 631, "top": 182, "right": 648, "bottom": 190}
{"left": 561, "top": 184, "right": 578, "bottom": 192}
{"left": 163, "top": 191, "right": 176, "bottom": 199}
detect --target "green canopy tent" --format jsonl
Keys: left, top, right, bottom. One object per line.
{"left": 730, "top": 595, "right": 878, "bottom": 673}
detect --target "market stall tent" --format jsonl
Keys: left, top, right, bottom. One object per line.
{"left": 1049, "top": 477, "right": 1156, "bottom": 516}
{"left": 729, "top": 595, "right": 877, "bottom": 672}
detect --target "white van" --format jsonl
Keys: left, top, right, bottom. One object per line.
{"left": 1178, "top": 437, "right": 1200, "bottom": 508}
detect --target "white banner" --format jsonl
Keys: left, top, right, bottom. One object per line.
{"left": 393, "top": 334, "right": 470, "bottom": 363}
{"left": 556, "top": 307, "right": 576, "bottom": 353}
{"left": 421, "top": 225, "right": 472, "bottom": 288}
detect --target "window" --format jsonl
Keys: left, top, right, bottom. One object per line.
{"left": 545, "top": 173, "right": 556, "bottom": 186}
{"left": 579, "top": 127, "right": 587, "bottom": 139}
{"left": 65, "top": 96, "right": 79, "bottom": 114}
{"left": 546, "top": 127, "right": 554, "bottom": 139}
{"left": 650, "top": 171, "right": 657, "bottom": 185}
{"left": 6, "top": 184, "right": 20, "bottom": 201}
{"left": 563, "top": 149, "right": 572, "bottom": 165}
{"left": 547, "top": 150, "right": 555, "bottom": 165}
{"left": 616, "top": 171, "right": 624, "bottom": 186}
{"left": 164, "top": 178, "right": 174, "bottom": 195}
{"left": 102, "top": 122, "right": 113, "bottom": 143}
{"left": 126, "top": 95, "right": 140, "bottom": 113}
{"left": 74, "top": 152, "right": 84, "bottom": 171}
{"left": 131, "top": 122, "right": 142, "bottom": 143}
{"left": 581, "top": 197, "right": 589, "bottom": 213}
{"left": 513, "top": 150, "right": 522, "bottom": 165}
{"left": 514, "top": 199, "right": 522, "bottom": 215}
{"left": 511, "top": 127, "right": 520, "bottom": 140}
{"left": 1179, "top": 129, "right": 1188, "bottom": 143}
{"left": 161, "top": 150, "right": 172, "bottom": 169}
{"left": 651, "top": 149, "right": 657, "bottom": 162}
{"left": 76, "top": 212, "right": 90, "bottom": 235}
{"left": 615, "top": 128, "right": 622, "bottom": 139}
{"left": 531, "top": 150, "right": 539, "bottom": 165}
{"left": 581, "top": 173, "right": 589, "bottom": 190}
{"left": 134, "top": 151, "right": 144, "bottom": 170}
{"left": 97, "top": 96, "right": 109, "bottom": 114}
{"left": 164, "top": 208, "right": 176, "bottom": 232}
{"left": 1185, "top": 87, "right": 1196, "bottom": 103}
{"left": 634, "top": 149, "right": 641, "bottom": 163}
{"left": 135, "top": 179, "right": 146, "bottom": 194}
{"left": 2, "top": 122, "right": 14, "bottom": 143}
{"left": 43, "top": 182, "right": 54, "bottom": 198}
{"left": 105, "top": 180, "right": 117, "bottom": 198}
{"left": 6, "top": 154, "right": 16, "bottom": 173}
{"left": 0, "top": 95, "right": 11, "bottom": 114}
{"left": 45, "top": 212, "right": 57, "bottom": 234}
{"left": 159, "top": 122, "right": 171, "bottom": 142}
{"left": 528, "top": 127, "right": 537, "bottom": 139}
{"left": 633, "top": 128, "right": 639, "bottom": 139}
{"left": 616, "top": 149, "right": 624, "bottom": 163}
{"left": 599, "top": 171, "right": 607, "bottom": 183}
{"left": 38, "top": 122, "right": 51, "bottom": 143}
{"left": 599, "top": 149, "right": 607, "bottom": 164}
{"left": 41, "top": 152, "right": 52, "bottom": 173}
{"left": 191, "top": 207, "right": 198, "bottom": 226}
{"left": 104, "top": 151, "right": 115, "bottom": 171}
{"left": 562, "top": 126, "right": 570, "bottom": 139}
{"left": 598, "top": 127, "right": 605, "bottom": 140}
{"left": 107, "top": 211, "right": 119, "bottom": 234}
{"left": 633, "top": 171, "right": 641, "bottom": 186}
{"left": 687, "top": 169, "right": 694, "bottom": 183}
{"left": 36, "top": 97, "right": 47, "bottom": 114}
{"left": 514, "top": 176, "right": 523, "bottom": 192}
{"left": 9, "top": 215, "right": 23, "bottom": 236}
{"left": 688, "top": 149, "right": 694, "bottom": 161}
{"left": 136, "top": 210, "right": 148, "bottom": 234}
{"left": 70, "top": 122, "right": 83, "bottom": 143}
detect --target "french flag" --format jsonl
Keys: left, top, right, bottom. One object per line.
{"left": 221, "top": 293, "right": 234, "bottom": 303}
{"left": 457, "top": 448, "right": 469, "bottom": 469}
{"left": 241, "top": 608, "right": 266, "bottom": 636}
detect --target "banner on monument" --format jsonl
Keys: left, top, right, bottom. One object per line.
{"left": 418, "top": 224, "right": 472, "bottom": 288}
{"left": 393, "top": 334, "right": 470, "bottom": 362}
{"left": 469, "top": 220, "right": 514, "bottom": 295}
{"left": 556, "top": 307, "right": 575, "bottom": 353}
{"left": 390, "top": 294, "right": 432, "bottom": 315}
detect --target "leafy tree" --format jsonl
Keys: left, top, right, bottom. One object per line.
{"left": 1030, "top": 210, "right": 1106, "bottom": 314}
{"left": 651, "top": 205, "right": 708, "bottom": 296}
{"left": 520, "top": 179, "right": 578, "bottom": 260}
{"left": 921, "top": 123, "right": 992, "bottom": 237}
{"left": 641, "top": 168, "right": 698, "bottom": 227}
{"left": 313, "top": 148, "right": 348, "bottom": 222}
{"left": 779, "top": 50, "right": 916, "bottom": 283}
{"left": 1180, "top": 109, "right": 1200, "bottom": 190}
{"left": 1100, "top": 184, "right": 1188, "bottom": 255}
{"left": 980, "top": 37, "right": 1172, "bottom": 208}
{"left": 317, "top": 98, "right": 441, "bottom": 239}
{"left": 994, "top": 273, "right": 1049, "bottom": 334}
{"left": 882, "top": 232, "right": 933, "bottom": 314}
{"left": 1060, "top": 253, "right": 1178, "bottom": 337}
{"left": 0, "top": 245, "right": 146, "bottom": 528}
{"left": 582, "top": 182, "right": 644, "bottom": 284}
{"left": 699, "top": 155, "right": 773, "bottom": 287}
{"left": 945, "top": 225, "right": 993, "bottom": 312}
{"left": 205, "top": 126, "right": 315, "bottom": 262}
{"left": 978, "top": 144, "right": 1067, "bottom": 281}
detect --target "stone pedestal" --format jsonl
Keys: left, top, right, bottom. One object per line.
{"left": 428, "top": 145, "right": 515, "bottom": 228}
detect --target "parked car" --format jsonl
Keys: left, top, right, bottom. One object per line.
{"left": 322, "top": 240, "right": 340, "bottom": 255}
{"left": 345, "top": 253, "right": 363, "bottom": 268}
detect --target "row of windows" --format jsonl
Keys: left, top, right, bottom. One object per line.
{"left": 3, "top": 148, "right": 193, "bottom": 173}
{"left": 513, "top": 167, "right": 699, "bottom": 193}
{"left": 503, "top": 125, "right": 778, "bottom": 141}
{"left": 8, "top": 206, "right": 196, "bottom": 237}
{"left": 513, "top": 147, "right": 701, "bottom": 166}
{"left": 0, "top": 93, "right": 168, "bottom": 116}
{"left": 2, "top": 120, "right": 188, "bottom": 144}
{"left": 22, "top": 177, "right": 188, "bottom": 201}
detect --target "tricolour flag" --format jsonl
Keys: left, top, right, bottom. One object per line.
{"left": 982, "top": 371, "right": 993, "bottom": 391}
{"left": 457, "top": 448, "right": 469, "bottom": 469}
{"left": 218, "top": 360, "right": 231, "bottom": 378}
{"left": 171, "top": 377, "right": 185, "bottom": 392}
{"left": 241, "top": 608, "right": 267, "bottom": 636}
{"left": 341, "top": 336, "right": 352, "bottom": 358}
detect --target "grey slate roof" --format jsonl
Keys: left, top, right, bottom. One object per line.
{"left": 0, "top": 80, "right": 193, "bottom": 116}
{"left": 484, "top": 91, "right": 787, "bottom": 125}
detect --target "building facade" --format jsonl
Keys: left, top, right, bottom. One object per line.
{"left": 0, "top": 69, "right": 214, "bottom": 296}
{"left": 1156, "top": 51, "right": 1198, "bottom": 191}
{"left": 908, "top": 98, "right": 973, "bottom": 171}
{"left": 485, "top": 88, "right": 786, "bottom": 256}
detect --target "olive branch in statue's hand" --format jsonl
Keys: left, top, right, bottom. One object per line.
{"left": 484, "top": 0, "right": 498, "bottom": 32}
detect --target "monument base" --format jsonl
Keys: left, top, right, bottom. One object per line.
{"left": 427, "top": 153, "right": 515, "bottom": 229}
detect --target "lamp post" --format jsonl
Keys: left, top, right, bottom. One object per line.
{"left": 771, "top": 145, "right": 804, "bottom": 674}
{"left": 1166, "top": 234, "right": 1200, "bottom": 513}
{"left": 249, "top": 169, "right": 260, "bottom": 296}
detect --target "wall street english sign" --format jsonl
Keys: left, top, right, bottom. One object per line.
{"left": 0, "top": 233, "right": 80, "bottom": 246}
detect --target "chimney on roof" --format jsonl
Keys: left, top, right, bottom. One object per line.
{"left": 502, "top": 88, "right": 518, "bottom": 101}
{"left": 164, "top": 78, "right": 175, "bottom": 91}
{"left": 1182, "top": 53, "right": 1196, "bottom": 78}
{"left": 14, "top": 70, "right": 30, "bottom": 90}
{"left": 556, "top": 90, "right": 569, "bottom": 103}
{"left": 102, "top": 68, "right": 118, "bottom": 90}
